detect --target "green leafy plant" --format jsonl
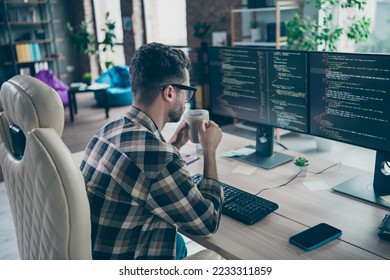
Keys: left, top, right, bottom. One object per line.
{"left": 101, "top": 12, "right": 116, "bottom": 53}
{"left": 82, "top": 72, "right": 92, "bottom": 85}
{"left": 193, "top": 21, "right": 211, "bottom": 42}
{"left": 100, "top": 12, "right": 116, "bottom": 71}
{"left": 66, "top": 12, "right": 117, "bottom": 72}
{"left": 250, "top": 20, "right": 260, "bottom": 29}
{"left": 294, "top": 157, "right": 309, "bottom": 167}
{"left": 65, "top": 21, "right": 97, "bottom": 56}
{"left": 286, "top": 0, "right": 371, "bottom": 51}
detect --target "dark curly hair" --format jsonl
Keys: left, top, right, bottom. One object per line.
{"left": 130, "top": 42, "right": 191, "bottom": 106}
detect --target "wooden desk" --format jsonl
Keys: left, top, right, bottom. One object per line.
{"left": 73, "top": 132, "right": 390, "bottom": 260}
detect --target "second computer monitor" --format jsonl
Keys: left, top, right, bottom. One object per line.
{"left": 309, "top": 51, "right": 390, "bottom": 152}
{"left": 309, "top": 51, "right": 390, "bottom": 208}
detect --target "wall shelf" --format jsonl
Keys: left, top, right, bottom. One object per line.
{"left": 230, "top": 1, "right": 301, "bottom": 49}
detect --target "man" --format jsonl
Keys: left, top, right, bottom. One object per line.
{"left": 80, "top": 42, "right": 224, "bottom": 260}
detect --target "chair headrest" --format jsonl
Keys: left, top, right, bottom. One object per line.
{"left": 0, "top": 75, "right": 64, "bottom": 136}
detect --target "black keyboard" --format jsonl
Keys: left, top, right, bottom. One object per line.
{"left": 192, "top": 173, "right": 278, "bottom": 225}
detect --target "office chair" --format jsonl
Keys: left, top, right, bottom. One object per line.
{"left": 0, "top": 75, "right": 91, "bottom": 259}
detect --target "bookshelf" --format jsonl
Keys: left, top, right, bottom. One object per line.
{"left": 230, "top": 1, "right": 301, "bottom": 49}
{"left": 0, "top": 0, "right": 62, "bottom": 81}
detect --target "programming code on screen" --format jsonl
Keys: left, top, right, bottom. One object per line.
{"left": 310, "top": 52, "right": 390, "bottom": 152}
{"left": 208, "top": 47, "right": 308, "bottom": 133}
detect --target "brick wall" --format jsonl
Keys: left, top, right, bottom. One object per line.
{"left": 121, "top": 0, "right": 136, "bottom": 66}
{"left": 62, "top": 0, "right": 89, "bottom": 83}
{"left": 186, "top": 0, "right": 242, "bottom": 48}
{"left": 63, "top": 0, "right": 242, "bottom": 77}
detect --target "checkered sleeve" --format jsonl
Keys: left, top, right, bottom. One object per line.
{"left": 145, "top": 157, "right": 223, "bottom": 236}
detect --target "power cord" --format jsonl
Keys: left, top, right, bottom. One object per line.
{"left": 255, "top": 162, "right": 341, "bottom": 195}
{"left": 274, "top": 140, "right": 289, "bottom": 150}
{"left": 255, "top": 170, "right": 301, "bottom": 195}
{"left": 308, "top": 162, "right": 341, "bottom": 175}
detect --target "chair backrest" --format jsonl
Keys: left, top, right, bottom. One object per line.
{"left": 0, "top": 75, "right": 91, "bottom": 259}
{"left": 96, "top": 65, "right": 130, "bottom": 88}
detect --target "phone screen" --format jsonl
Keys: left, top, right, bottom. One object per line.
{"left": 289, "top": 223, "right": 342, "bottom": 251}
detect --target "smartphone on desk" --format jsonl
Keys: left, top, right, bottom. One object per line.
{"left": 182, "top": 154, "right": 199, "bottom": 165}
{"left": 289, "top": 223, "right": 342, "bottom": 251}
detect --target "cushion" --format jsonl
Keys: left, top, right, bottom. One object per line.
{"left": 95, "top": 65, "right": 132, "bottom": 107}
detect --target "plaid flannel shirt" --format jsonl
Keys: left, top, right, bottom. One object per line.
{"left": 80, "top": 106, "right": 224, "bottom": 260}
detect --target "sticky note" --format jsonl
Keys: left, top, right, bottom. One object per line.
{"left": 232, "top": 165, "right": 257, "bottom": 175}
{"left": 380, "top": 195, "right": 390, "bottom": 204}
{"left": 303, "top": 181, "right": 332, "bottom": 191}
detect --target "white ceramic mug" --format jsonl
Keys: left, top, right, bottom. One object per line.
{"left": 183, "top": 109, "right": 209, "bottom": 143}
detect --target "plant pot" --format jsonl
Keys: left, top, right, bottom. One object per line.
{"left": 251, "top": 28, "right": 261, "bottom": 42}
{"left": 294, "top": 165, "right": 308, "bottom": 177}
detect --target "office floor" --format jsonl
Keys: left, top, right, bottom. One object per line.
{"left": 0, "top": 94, "right": 376, "bottom": 259}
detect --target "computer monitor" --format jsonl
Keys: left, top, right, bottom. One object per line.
{"left": 309, "top": 51, "right": 390, "bottom": 209}
{"left": 208, "top": 46, "right": 308, "bottom": 169}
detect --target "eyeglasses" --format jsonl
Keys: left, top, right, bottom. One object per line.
{"left": 159, "top": 84, "right": 197, "bottom": 102}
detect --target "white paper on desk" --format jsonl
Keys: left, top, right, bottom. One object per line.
{"left": 87, "top": 83, "right": 110, "bottom": 90}
{"left": 232, "top": 165, "right": 257, "bottom": 175}
{"left": 303, "top": 181, "right": 332, "bottom": 191}
{"left": 70, "top": 82, "right": 87, "bottom": 88}
{"left": 234, "top": 147, "right": 256, "bottom": 155}
{"left": 224, "top": 147, "right": 256, "bottom": 158}
{"left": 224, "top": 151, "right": 241, "bottom": 158}
{"left": 380, "top": 195, "right": 390, "bottom": 204}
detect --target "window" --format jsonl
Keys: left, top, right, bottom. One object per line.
{"left": 93, "top": 0, "right": 125, "bottom": 71}
{"left": 356, "top": 0, "right": 390, "bottom": 53}
{"left": 143, "top": 0, "right": 187, "bottom": 46}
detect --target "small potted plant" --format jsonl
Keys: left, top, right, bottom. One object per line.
{"left": 193, "top": 21, "right": 211, "bottom": 50}
{"left": 250, "top": 20, "right": 261, "bottom": 42}
{"left": 293, "top": 157, "right": 309, "bottom": 177}
{"left": 83, "top": 72, "right": 92, "bottom": 85}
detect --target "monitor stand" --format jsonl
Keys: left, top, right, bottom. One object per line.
{"left": 332, "top": 151, "right": 390, "bottom": 209}
{"left": 235, "top": 124, "right": 294, "bottom": 169}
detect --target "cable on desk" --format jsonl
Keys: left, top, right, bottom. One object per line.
{"left": 255, "top": 171, "right": 301, "bottom": 195}
{"left": 274, "top": 140, "right": 289, "bottom": 150}
{"left": 255, "top": 162, "right": 342, "bottom": 195}
{"left": 308, "top": 162, "right": 341, "bottom": 174}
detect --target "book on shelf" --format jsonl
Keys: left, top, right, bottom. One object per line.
{"left": 28, "top": 43, "right": 41, "bottom": 61}
{"left": 22, "top": 44, "right": 31, "bottom": 62}
{"left": 15, "top": 43, "right": 42, "bottom": 63}
{"left": 33, "top": 43, "right": 41, "bottom": 61}
{"left": 28, "top": 44, "right": 35, "bottom": 61}
{"left": 15, "top": 44, "right": 29, "bottom": 62}
{"left": 15, "top": 44, "right": 23, "bottom": 62}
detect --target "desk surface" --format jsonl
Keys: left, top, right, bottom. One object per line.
{"left": 73, "top": 132, "right": 390, "bottom": 260}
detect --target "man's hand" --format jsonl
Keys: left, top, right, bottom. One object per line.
{"left": 198, "top": 120, "right": 222, "bottom": 180}
{"left": 169, "top": 120, "right": 189, "bottom": 150}
{"left": 198, "top": 120, "right": 222, "bottom": 155}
